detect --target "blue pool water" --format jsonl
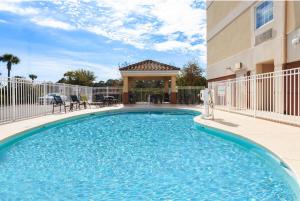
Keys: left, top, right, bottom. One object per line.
{"left": 0, "top": 109, "right": 299, "bottom": 200}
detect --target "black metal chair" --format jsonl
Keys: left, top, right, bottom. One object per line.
{"left": 151, "top": 94, "right": 162, "bottom": 104}
{"left": 156, "top": 94, "right": 163, "bottom": 104}
{"left": 163, "top": 93, "right": 170, "bottom": 103}
{"left": 92, "top": 94, "right": 105, "bottom": 107}
{"left": 111, "top": 94, "right": 119, "bottom": 104}
{"left": 70, "top": 95, "right": 86, "bottom": 110}
{"left": 104, "top": 95, "right": 118, "bottom": 105}
{"left": 129, "top": 92, "right": 135, "bottom": 104}
{"left": 52, "top": 95, "right": 71, "bottom": 113}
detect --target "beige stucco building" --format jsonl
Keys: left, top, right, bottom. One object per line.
{"left": 207, "top": 0, "right": 300, "bottom": 81}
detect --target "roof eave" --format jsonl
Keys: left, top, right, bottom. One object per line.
{"left": 120, "top": 70, "right": 180, "bottom": 77}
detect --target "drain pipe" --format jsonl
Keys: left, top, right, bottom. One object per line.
{"left": 283, "top": 0, "right": 287, "bottom": 68}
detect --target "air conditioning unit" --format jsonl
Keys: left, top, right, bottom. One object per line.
{"left": 234, "top": 62, "right": 242, "bottom": 70}
{"left": 255, "top": 28, "right": 273, "bottom": 45}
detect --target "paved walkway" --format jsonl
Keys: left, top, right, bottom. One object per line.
{"left": 1, "top": 104, "right": 300, "bottom": 181}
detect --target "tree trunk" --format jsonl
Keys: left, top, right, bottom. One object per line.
{"left": 7, "top": 62, "right": 11, "bottom": 78}
{"left": 6, "top": 62, "right": 12, "bottom": 102}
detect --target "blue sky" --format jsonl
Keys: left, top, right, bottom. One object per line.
{"left": 0, "top": 0, "right": 206, "bottom": 82}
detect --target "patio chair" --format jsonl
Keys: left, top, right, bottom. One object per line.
{"left": 129, "top": 92, "right": 135, "bottom": 104}
{"left": 156, "top": 94, "right": 163, "bottom": 104}
{"left": 163, "top": 93, "right": 170, "bottom": 103}
{"left": 152, "top": 94, "right": 162, "bottom": 104}
{"left": 150, "top": 94, "right": 155, "bottom": 104}
{"left": 52, "top": 95, "right": 71, "bottom": 113}
{"left": 89, "top": 94, "right": 105, "bottom": 108}
{"left": 105, "top": 95, "right": 118, "bottom": 105}
{"left": 70, "top": 95, "right": 86, "bottom": 110}
{"left": 111, "top": 94, "right": 119, "bottom": 104}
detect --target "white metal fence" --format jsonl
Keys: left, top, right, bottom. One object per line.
{"left": 0, "top": 75, "right": 207, "bottom": 125}
{"left": 2, "top": 68, "right": 299, "bottom": 126}
{"left": 126, "top": 86, "right": 204, "bottom": 104}
{"left": 177, "top": 86, "right": 205, "bottom": 104}
{"left": 0, "top": 77, "right": 93, "bottom": 124}
{"left": 209, "top": 67, "right": 300, "bottom": 126}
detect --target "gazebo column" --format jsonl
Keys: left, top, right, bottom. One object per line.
{"left": 170, "top": 76, "right": 177, "bottom": 104}
{"left": 123, "top": 76, "right": 129, "bottom": 104}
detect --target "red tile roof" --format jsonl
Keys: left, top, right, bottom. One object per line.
{"left": 119, "top": 60, "right": 180, "bottom": 71}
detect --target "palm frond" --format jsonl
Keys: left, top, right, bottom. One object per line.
{"left": 11, "top": 56, "right": 20, "bottom": 64}
{"left": 0, "top": 54, "right": 20, "bottom": 64}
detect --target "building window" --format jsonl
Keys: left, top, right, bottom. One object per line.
{"left": 255, "top": 1, "right": 273, "bottom": 29}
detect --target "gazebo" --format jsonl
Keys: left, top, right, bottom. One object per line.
{"left": 119, "top": 60, "right": 180, "bottom": 104}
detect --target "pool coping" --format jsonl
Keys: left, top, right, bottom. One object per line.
{"left": 0, "top": 105, "right": 200, "bottom": 142}
{"left": 193, "top": 108, "right": 300, "bottom": 187}
{"left": 1, "top": 104, "right": 300, "bottom": 193}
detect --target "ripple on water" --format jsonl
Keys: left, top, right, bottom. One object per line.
{"left": 0, "top": 110, "right": 298, "bottom": 200}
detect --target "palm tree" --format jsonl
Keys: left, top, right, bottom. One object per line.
{"left": 29, "top": 74, "right": 37, "bottom": 81}
{"left": 0, "top": 54, "right": 20, "bottom": 78}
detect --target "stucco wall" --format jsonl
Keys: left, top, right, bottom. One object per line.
{"left": 207, "top": 9, "right": 251, "bottom": 66}
{"left": 287, "top": 29, "right": 300, "bottom": 63}
{"left": 286, "top": 1, "right": 300, "bottom": 64}
{"left": 206, "top": 1, "right": 289, "bottom": 80}
{"left": 207, "top": 1, "right": 240, "bottom": 31}
{"left": 287, "top": 1, "right": 300, "bottom": 34}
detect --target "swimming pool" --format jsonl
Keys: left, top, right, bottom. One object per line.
{"left": 0, "top": 109, "right": 299, "bottom": 200}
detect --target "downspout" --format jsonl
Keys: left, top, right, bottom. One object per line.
{"left": 281, "top": 1, "right": 288, "bottom": 114}
{"left": 283, "top": 0, "right": 287, "bottom": 68}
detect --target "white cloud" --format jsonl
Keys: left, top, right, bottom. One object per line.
{"left": 154, "top": 40, "right": 207, "bottom": 54}
{"left": 151, "top": 0, "right": 206, "bottom": 37}
{"left": 0, "top": 19, "right": 7, "bottom": 24}
{"left": 154, "top": 41, "right": 191, "bottom": 52}
{"left": 190, "top": 43, "right": 207, "bottom": 52}
{"left": 0, "top": 0, "right": 206, "bottom": 61}
{"left": 31, "top": 18, "right": 74, "bottom": 31}
{"left": 0, "top": 1, "right": 39, "bottom": 15}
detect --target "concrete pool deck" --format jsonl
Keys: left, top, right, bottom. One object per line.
{"left": 1, "top": 104, "right": 300, "bottom": 182}
{"left": 194, "top": 109, "right": 300, "bottom": 181}
{"left": 0, "top": 105, "right": 124, "bottom": 141}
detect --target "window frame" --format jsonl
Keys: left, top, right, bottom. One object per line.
{"left": 255, "top": 1, "right": 274, "bottom": 30}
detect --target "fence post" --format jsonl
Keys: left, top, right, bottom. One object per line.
{"left": 43, "top": 82, "right": 47, "bottom": 114}
{"left": 12, "top": 78, "right": 16, "bottom": 121}
{"left": 226, "top": 82, "right": 229, "bottom": 111}
{"left": 77, "top": 85, "right": 79, "bottom": 97}
{"left": 90, "top": 87, "right": 92, "bottom": 102}
{"left": 63, "top": 83, "right": 66, "bottom": 97}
